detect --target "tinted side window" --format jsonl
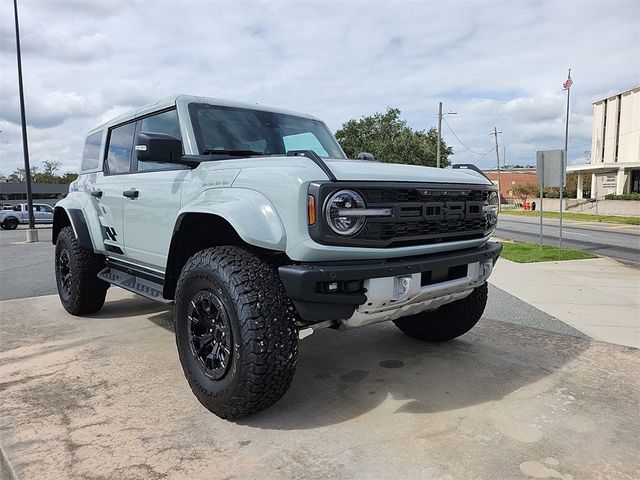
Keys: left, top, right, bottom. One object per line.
{"left": 137, "top": 110, "right": 183, "bottom": 172}
{"left": 106, "top": 123, "right": 135, "bottom": 174}
{"left": 81, "top": 132, "right": 102, "bottom": 171}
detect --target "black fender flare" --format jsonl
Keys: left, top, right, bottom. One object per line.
{"left": 53, "top": 207, "right": 94, "bottom": 250}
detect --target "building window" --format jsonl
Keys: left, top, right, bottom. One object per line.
{"left": 614, "top": 94, "right": 622, "bottom": 162}
{"left": 601, "top": 100, "right": 607, "bottom": 163}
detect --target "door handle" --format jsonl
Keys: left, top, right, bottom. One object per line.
{"left": 90, "top": 190, "right": 103, "bottom": 198}
{"left": 122, "top": 189, "right": 139, "bottom": 199}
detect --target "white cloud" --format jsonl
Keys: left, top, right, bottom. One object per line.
{"left": 0, "top": 0, "right": 638, "bottom": 176}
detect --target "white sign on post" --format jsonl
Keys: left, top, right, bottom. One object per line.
{"left": 536, "top": 150, "right": 567, "bottom": 248}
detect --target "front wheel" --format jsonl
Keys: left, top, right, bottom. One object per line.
{"left": 393, "top": 283, "right": 488, "bottom": 342}
{"left": 55, "top": 226, "right": 108, "bottom": 315}
{"left": 174, "top": 246, "right": 298, "bottom": 420}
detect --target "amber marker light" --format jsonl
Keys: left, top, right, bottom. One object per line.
{"left": 307, "top": 195, "right": 316, "bottom": 225}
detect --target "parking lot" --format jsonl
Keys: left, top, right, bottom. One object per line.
{"left": 1, "top": 229, "right": 639, "bottom": 479}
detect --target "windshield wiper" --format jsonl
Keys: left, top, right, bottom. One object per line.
{"left": 202, "top": 149, "right": 266, "bottom": 157}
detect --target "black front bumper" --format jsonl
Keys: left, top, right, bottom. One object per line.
{"left": 279, "top": 241, "right": 502, "bottom": 323}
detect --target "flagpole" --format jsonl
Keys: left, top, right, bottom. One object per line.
{"left": 560, "top": 68, "right": 571, "bottom": 249}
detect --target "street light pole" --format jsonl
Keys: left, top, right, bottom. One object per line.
{"left": 12, "top": 0, "right": 37, "bottom": 242}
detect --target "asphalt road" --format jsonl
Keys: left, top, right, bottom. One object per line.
{"left": 0, "top": 226, "right": 55, "bottom": 301}
{"left": 495, "top": 214, "right": 640, "bottom": 267}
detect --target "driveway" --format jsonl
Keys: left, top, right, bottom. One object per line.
{"left": 1, "top": 289, "right": 638, "bottom": 480}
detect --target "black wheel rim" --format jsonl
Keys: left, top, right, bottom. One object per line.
{"left": 58, "top": 248, "right": 72, "bottom": 297}
{"left": 187, "top": 290, "right": 233, "bottom": 380}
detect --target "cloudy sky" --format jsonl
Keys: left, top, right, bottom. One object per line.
{"left": 1, "top": 0, "right": 638, "bottom": 176}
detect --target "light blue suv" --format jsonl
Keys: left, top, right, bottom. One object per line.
{"left": 53, "top": 95, "right": 501, "bottom": 419}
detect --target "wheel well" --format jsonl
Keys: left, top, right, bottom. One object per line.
{"left": 163, "top": 213, "right": 282, "bottom": 299}
{"left": 52, "top": 207, "right": 71, "bottom": 244}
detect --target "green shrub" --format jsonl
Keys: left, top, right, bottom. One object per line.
{"left": 604, "top": 194, "right": 640, "bottom": 201}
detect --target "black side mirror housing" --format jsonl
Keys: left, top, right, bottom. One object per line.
{"left": 135, "top": 132, "right": 182, "bottom": 163}
{"left": 357, "top": 151, "right": 375, "bottom": 161}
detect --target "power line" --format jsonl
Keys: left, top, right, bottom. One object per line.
{"left": 442, "top": 117, "right": 492, "bottom": 156}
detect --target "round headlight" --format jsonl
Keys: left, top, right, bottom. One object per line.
{"left": 488, "top": 191, "right": 499, "bottom": 206}
{"left": 324, "top": 189, "right": 366, "bottom": 236}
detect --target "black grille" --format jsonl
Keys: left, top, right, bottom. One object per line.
{"left": 308, "top": 182, "right": 497, "bottom": 248}
{"left": 362, "top": 188, "right": 490, "bottom": 204}
{"left": 357, "top": 187, "right": 491, "bottom": 247}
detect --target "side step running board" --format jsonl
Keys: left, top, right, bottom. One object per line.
{"left": 98, "top": 267, "right": 173, "bottom": 304}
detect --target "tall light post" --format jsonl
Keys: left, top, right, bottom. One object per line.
{"left": 436, "top": 102, "right": 457, "bottom": 168}
{"left": 12, "top": 0, "right": 37, "bottom": 242}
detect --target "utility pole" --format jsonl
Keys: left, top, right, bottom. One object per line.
{"left": 490, "top": 127, "right": 502, "bottom": 212}
{"left": 436, "top": 102, "right": 457, "bottom": 168}
{"left": 436, "top": 102, "right": 442, "bottom": 168}
{"left": 12, "top": 0, "right": 37, "bottom": 242}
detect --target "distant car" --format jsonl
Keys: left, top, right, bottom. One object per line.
{"left": 0, "top": 203, "right": 54, "bottom": 230}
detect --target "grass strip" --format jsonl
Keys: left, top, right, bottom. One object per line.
{"left": 499, "top": 240, "right": 598, "bottom": 263}
{"left": 499, "top": 210, "right": 640, "bottom": 225}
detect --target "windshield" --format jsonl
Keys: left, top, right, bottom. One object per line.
{"left": 188, "top": 103, "right": 346, "bottom": 159}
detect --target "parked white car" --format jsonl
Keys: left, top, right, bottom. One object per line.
{"left": 0, "top": 203, "right": 54, "bottom": 229}
{"left": 53, "top": 94, "right": 501, "bottom": 420}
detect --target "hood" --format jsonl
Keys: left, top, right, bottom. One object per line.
{"left": 324, "top": 159, "right": 492, "bottom": 185}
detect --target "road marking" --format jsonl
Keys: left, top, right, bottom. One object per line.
{"left": 605, "top": 224, "right": 636, "bottom": 230}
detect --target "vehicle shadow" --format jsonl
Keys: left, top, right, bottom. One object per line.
{"left": 143, "top": 306, "right": 590, "bottom": 431}
{"left": 238, "top": 319, "right": 591, "bottom": 430}
{"left": 85, "top": 296, "right": 170, "bottom": 320}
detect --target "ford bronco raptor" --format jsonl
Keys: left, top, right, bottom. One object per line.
{"left": 53, "top": 95, "right": 501, "bottom": 419}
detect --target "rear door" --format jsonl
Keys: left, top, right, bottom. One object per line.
{"left": 35, "top": 204, "right": 54, "bottom": 223}
{"left": 94, "top": 121, "right": 137, "bottom": 257}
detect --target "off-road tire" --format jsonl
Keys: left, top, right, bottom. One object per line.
{"left": 174, "top": 246, "right": 298, "bottom": 420}
{"left": 55, "top": 226, "right": 108, "bottom": 315}
{"left": 2, "top": 217, "right": 19, "bottom": 230}
{"left": 393, "top": 283, "right": 488, "bottom": 342}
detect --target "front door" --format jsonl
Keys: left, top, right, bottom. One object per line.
{"left": 121, "top": 109, "right": 190, "bottom": 270}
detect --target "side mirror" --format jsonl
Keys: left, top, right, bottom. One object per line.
{"left": 357, "top": 152, "right": 375, "bottom": 161}
{"left": 135, "top": 132, "right": 182, "bottom": 162}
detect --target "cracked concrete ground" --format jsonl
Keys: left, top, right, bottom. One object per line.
{"left": 1, "top": 288, "right": 639, "bottom": 480}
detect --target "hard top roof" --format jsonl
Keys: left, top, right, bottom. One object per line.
{"left": 87, "top": 94, "right": 322, "bottom": 135}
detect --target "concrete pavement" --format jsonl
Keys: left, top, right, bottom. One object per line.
{"left": 1, "top": 289, "right": 639, "bottom": 480}
{"left": 489, "top": 256, "right": 640, "bottom": 348}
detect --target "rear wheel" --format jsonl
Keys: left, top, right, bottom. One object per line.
{"left": 174, "top": 246, "right": 298, "bottom": 420}
{"left": 393, "top": 283, "right": 488, "bottom": 342}
{"left": 2, "top": 217, "right": 19, "bottom": 230}
{"left": 55, "top": 226, "right": 108, "bottom": 315}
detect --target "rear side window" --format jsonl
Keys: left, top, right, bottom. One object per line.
{"left": 106, "top": 122, "right": 136, "bottom": 174}
{"left": 81, "top": 132, "right": 102, "bottom": 171}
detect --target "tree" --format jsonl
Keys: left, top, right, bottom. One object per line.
{"left": 7, "top": 167, "right": 38, "bottom": 183}
{"left": 335, "top": 108, "right": 453, "bottom": 167}
{"left": 33, "top": 160, "right": 61, "bottom": 183}
{"left": 5, "top": 162, "right": 77, "bottom": 184}
{"left": 59, "top": 172, "right": 78, "bottom": 184}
